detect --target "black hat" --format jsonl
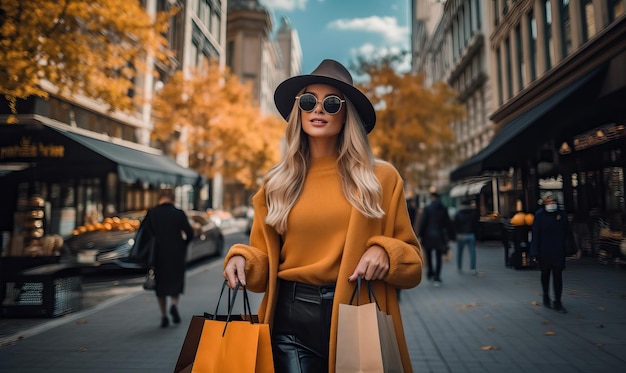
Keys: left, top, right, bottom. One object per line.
{"left": 274, "top": 59, "right": 376, "bottom": 133}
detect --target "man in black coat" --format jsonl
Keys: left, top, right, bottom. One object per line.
{"left": 418, "top": 192, "right": 455, "bottom": 286}
{"left": 139, "top": 191, "right": 194, "bottom": 327}
{"left": 530, "top": 194, "right": 574, "bottom": 313}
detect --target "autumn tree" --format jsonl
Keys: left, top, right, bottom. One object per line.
{"left": 354, "top": 55, "right": 464, "bottom": 192}
{"left": 0, "top": 0, "right": 173, "bottom": 114}
{"left": 151, "top": 61, "right": 283, "bottom": 191}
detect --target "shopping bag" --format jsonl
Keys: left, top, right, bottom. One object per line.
{"left": 142, "top": 267, "right": 156, "bottom": 290}
{"left": 336, "top": 277, "right": 404, "bottom": 373}
{"left": 174, "top": 281, "right": 274, "bottom": 373}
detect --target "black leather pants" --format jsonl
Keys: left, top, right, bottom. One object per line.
{"left": 272, "top": 280, "right": 335, "bottom": 373}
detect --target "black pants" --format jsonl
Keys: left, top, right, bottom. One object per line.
{"left": 540, "top": 260, "right": 563, "bottom": 301}
{"left": 272, "top": 280, "right": 335, "bottom": 373}
{"left": 426, "top": 247, "right": 443, "bottom": 281}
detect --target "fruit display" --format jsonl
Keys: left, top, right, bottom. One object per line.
{"left": 71, "top": 216, "right": 141, "bottom": 236}
{"left": 510, "top": 212, "right": 534, "bottom": 226}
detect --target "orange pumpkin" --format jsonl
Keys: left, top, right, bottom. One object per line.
{"left": 511, "top": 212, "right": 526, "bottom": 226}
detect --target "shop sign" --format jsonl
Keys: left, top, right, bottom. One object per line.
{"left": 0, "top": 136, "right": 65, "bottom": 160}
{"left": 571, "top": 123, "right": 626, "bottom": 152}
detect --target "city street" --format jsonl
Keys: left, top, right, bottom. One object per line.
{"left": 1, "top": 228, "right": 625, "bottom": 372}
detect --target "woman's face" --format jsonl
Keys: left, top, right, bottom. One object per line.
{"left": 299, "top": 84, "right": 346, "bottom": 140}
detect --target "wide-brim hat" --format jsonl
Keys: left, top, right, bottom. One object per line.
{"left": 274, "top": 59, "right": 376, "bottom": 133}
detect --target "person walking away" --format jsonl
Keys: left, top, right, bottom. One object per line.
{"left": 530, "top": 194, "right": 575, "bottom": 313}
{"left": 223, "top": 59, "right": 423, "bottom": 373}
{"left": 454, "top": 199, "right": 480, "bottom": 275}
{"left": 419, "top": 192, "right": 455, "bottom": 286}
{"left": 138, "top": 191, "right": 194, "bottom": 327}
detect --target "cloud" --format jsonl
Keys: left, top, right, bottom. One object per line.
{"left": 327, "top": 16, "right": 409, "bottom": 44}
{"left": 351, "top": 44, "right": 411, "bottom": 73}
{"left": 259, "top": 0, "right": 308, "bottom": 11}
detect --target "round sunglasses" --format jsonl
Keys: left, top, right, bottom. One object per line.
{"left": 295, "top": 93, "right": 345, "bottom": 115}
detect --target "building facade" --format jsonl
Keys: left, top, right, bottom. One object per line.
{"left": 452, "top": 0, "right": 625, "bottom": 257}
{"left": 0, "top": 0, "right": 227, "bottom": 255}
{"left": 412, "top": 0, "right": 498, "bottom": 216}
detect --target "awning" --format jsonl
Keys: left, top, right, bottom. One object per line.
{"left": 450, "top": 67, "right": 604, "bottom": 181}
{"left": 0, "top": 123, "right": 201, "bottom": 186}
{"left": 58, "top": 129, "right": 200, "bottom": 186}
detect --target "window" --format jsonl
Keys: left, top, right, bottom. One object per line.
{"left": 544, "top": 0, "right": 554, "bottom": 70}
{"left": 494, "top": 0, "right": 500, "bottom": 26}
{"left": 505, "top": 38, "right": 513, "bottom": 99}
{"left": 580, "top": 0, "right": 595, "bottom": 42}
{"left": 608, "top": 0, "right": 625, "bottom": 22}
{"left": 515, "top": 24, "right": 525, "bottom": 89}
{"left": 527, "top": 10, "right": 537, "bottom": 80}
{"left": 560, "top": 0, "right": 572, "bottom": 57}
{"left": 496, "top": 47, "right": 503, "bottom": 104}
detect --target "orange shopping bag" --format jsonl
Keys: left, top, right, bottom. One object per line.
{"left": 174, "top": 281, "right": 273, "bottom": 373}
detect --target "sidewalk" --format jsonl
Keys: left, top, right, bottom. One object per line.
{"left": 0, "top": 240, "right": 625, "bottom": 372}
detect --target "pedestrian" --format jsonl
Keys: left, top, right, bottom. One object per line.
{"left": 530, "top": 194, "right": 575, "bottom": 313}
{"left": 418, "top": 191, "right": 455, "bottom": 286}
{"left": 137, "top": 191, "right": 194, "bottom": 327}
{"left": 222, "top": 59, "right": 423, "bottom": 373}
{"left": 453, "top": 199, "right": 480, "bottom": 275}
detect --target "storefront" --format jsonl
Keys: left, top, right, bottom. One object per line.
{"left": 450, "top": 48, "right": 626, "bottom": 263}
{"left": 0, "top": 119, "right": 202, "bottom": 258}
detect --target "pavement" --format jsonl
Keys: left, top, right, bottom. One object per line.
{"left": 0, "top": 235, "right": 625, "bottom": 372}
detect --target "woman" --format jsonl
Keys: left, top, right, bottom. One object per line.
{"left": 223, "top": 59, "right": 423, "bottom": 372}
{"left": 139, "top": 192, "right": 194, "bottom": 327}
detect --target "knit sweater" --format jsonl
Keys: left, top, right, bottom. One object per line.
{"left": 225, "top": 158, "right": 423, "bottom": 372}
{"left": 280, "top": 156, "right": 350, "bottom": 284}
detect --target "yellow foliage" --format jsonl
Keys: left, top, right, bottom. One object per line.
{"left": 152, "top": 60, "right": 283, "bottom": 189}
{"left": 356, "top": 56, "right": 464, "bottom": 191}
{"left": 0, "top": 0, "right": 175, "bottom": 113}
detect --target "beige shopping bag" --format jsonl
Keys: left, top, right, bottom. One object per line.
{"left": 335, "top": 278, "right": 404, "bottom": 373}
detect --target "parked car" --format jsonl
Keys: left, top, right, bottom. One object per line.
{"left": 63, "top": 210, "right": 224, "bottom": 270}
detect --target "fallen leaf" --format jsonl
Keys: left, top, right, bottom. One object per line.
{"left": 480, "top": 345, "right": 500, "bottom": 351}
{"left": 567, "top": 290, "right": 578, "bottom": 295}
{"left": 456, "top": 303, "right": 478, "bottom": 311}
{"left": 75, "top": 319, "right": 87, "bottom": 325}
{"left": 542, "top": 321, "right": 552, "bottom": 325}
{"left": 545, "top": 331, "right": 556, "bottom": 336}
{"left": 531, "top": 301, "right": 540, "bottom": 306}
{"left": 487, "top": 326, "right": 496, "bottom": 332}
{"left": 78, "top": 347, "right": 88, "bottom": 352}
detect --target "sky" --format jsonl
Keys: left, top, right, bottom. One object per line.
{"left": 258, "top": 0, "right": 412, "bottom": 76}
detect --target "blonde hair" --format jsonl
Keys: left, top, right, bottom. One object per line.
{"left": 264, "top": 94, "right": 384, "bottom": 234}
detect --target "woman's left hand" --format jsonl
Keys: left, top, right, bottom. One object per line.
{"left": 348, "top": 245, "right": 389, "bottom": 281}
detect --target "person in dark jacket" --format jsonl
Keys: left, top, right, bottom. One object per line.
{"left": 418, "top": 192, "right": 455, "bottom": 286}
{"left": 530, "top": 194, "right": 574, "bottom": 313}
{"left": 453, "top": 199, "right": 480, "bottom": 274}
{"left": 138, "top": 191, "right": 194, "bottom": 327}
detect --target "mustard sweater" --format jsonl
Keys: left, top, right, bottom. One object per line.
{"left": 225, "top": 158, "right": 423, "bottom": 372}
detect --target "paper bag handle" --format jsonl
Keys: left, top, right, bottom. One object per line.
{"left": 349, "top": 275, "right": 381, "bottom": 309}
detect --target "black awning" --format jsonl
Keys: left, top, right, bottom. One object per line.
{"left": 450, "top": 68, "right": 603, "bottom": 181}
{"left": 57, "top": 128, "right": 200, "bottom": 186}
{"left": 0, "top": 123, "right": 200, "bottom": 186}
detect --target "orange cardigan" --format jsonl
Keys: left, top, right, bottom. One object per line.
{"left": 225, "top": 159, "right": 423, "bottom": 372}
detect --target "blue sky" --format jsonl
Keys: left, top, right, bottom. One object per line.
{"left": 259, "top": 0, "right": 412, "bottom": 75}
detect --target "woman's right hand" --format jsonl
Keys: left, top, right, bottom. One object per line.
{"left": 223, "top": 255, "right": 246, "bottom": 288}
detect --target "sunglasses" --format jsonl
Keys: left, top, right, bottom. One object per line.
{"left": 295, "top": 93, "right": 345, "bottom": 115}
